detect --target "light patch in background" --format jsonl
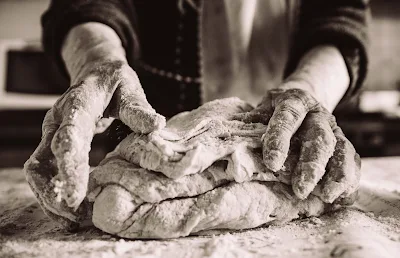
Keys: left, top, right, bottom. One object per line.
{"left": 0, "top": 0, "right": 50, "bottom": 40}
{"left": 359, "top": 91, "right": 400, "bottom": 115}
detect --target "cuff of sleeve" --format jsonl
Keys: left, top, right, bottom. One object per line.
{"left": 285, "top": 25, "right": 369, "bottom": 104}
{"left": 41, "top": 3, "right": 139, "bottom": 80}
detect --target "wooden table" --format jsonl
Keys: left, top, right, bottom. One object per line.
{"left": 1, "top": 158, "right": 399, "bottom": 258}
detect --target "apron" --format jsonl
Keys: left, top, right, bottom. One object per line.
{"left": 200, "top": 0, "right": 298, "bottom": 106}
{"left": 107, "top": 0, "right": 299, "bottom": 150}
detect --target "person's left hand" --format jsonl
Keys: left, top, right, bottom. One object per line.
{"left": 233, "top": 87, "right": 361, "bottom": 203}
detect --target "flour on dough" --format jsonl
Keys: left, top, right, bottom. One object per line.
{"left": 88, "top": 97, "right": 332, "bottom": 239}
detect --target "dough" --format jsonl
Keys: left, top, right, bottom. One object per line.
{"left": 88, "top": 98, "right": 331, "bottom": 239}
{"left": 117, "top": 98, "right": 266, "bottom": 180}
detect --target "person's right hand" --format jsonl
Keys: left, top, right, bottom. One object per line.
{"left": 24, "top": 24, "right": 166, "bottom": 230}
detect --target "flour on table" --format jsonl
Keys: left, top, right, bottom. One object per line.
{"left": 2, "top": 157, "right": 400, "bottom": 258}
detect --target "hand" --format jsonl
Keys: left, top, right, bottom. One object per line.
{"left": 234, "top": 88, "right": 361, "bottom": 203}
{"left": 24, "top": 60, "right": 166, "bottom": 229}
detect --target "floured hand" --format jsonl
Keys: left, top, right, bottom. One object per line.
{"left": 233, "top": 88, "right": 361, "bottom": 203}
{"left": 24, "top": 23, "right": 165, "bottom": 229}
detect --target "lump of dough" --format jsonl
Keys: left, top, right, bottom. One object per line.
{"left": 118, "top": 97, "right": 266, "bottom": 179}
{"left": 87, "top": 97, "right": 335, "bottom": 239}
{"left": 92, "top": 179, "right": 328, "bottom": 239}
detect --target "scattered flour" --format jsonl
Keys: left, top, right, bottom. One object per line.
{"left": 1, "top": 158, "right": 400, "bottom": 257}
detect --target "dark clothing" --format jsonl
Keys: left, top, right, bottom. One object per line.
{"left": 41, "top": 0, "right": 370, "bottom": 117}
{"left": 42, "top": 0, "right": 203, "bottom": 118}
{"left": 133, "top": 1, "right": 202, "bottom": 117}
{"left": 284, "top": 0, "right": 370, "bottom": 100}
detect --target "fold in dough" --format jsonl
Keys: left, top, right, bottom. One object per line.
{"left": 88, "top": 97, "right": 331, "bottom": 239}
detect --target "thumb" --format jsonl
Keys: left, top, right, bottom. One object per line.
{"left": 50, "top": 81, "right": 107, "bottom": 210}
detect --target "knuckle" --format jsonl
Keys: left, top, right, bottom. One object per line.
{"left": 263, "top": 137, "right": 287, "bottom": 152}
{"left": 327, "top": 113, "right": 337, "bottom": 127}
{"left": 282, "top": 105, "right": 302, "bottom": 121}
{"left": 78, "top": 60, "right": 132, "bottom": 93}
{"left": 338, "top": 137, "right": 356, "bottom": 155}
{"left": 43, "top": 109, "right": 58, "bottom": 132}
{"left": 245, "top": 107, "right": 272, "bottom": 124}
{"left": 278, "top": 100, "right": 305, "bottom": 119}
{"left": 268, "top": 120, "right": 294, "bottom": 136}
{"left": 57, "top": 86, "right": 88, "bottom": 112}
{"left": 107, "top": 60, "right": 126, "bottom": 70}
{"left": 89, "top": 60, "right": 126, "bottom": 76}
{"left": 103, "top": 61, "right": 139, "bottom": 86}
{"left": 112, "top": 62, "right": 129, "bottom": 79}
{"left": 67, "top": 87, "right": 86, "bottom": 102}
{"left": 302, "top": 115, "right": 336, "bottom": 148}
{"left": 311, "top": 125, "right": 335, "bottom": 147}
{"left": 279, "top": 88, "right": 318, "bottom": 110}
{"left": 267, "top": 109, "right": 300, "bottom": 135}
{"left": 54, "top": 83, "right": 105, "bottom": 124}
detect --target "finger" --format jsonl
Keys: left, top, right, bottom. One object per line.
{"left": 231, "top": 93, "right": 275, "bottom": 124}
{"left": 263, "top": 90, "right": 317, "bottom": 171}
{"left": 24, "top": 110, "right": 83, "bottom": 228}
{"left": 273, "top": 135, "right": 302, "bottom": 184}
{"left": 43, "top": 207, "right": 80, "bottom": 232}
{"left": 320, "top": 127, "right": 361, "bottom": 203}
{"left": 50, "top": 82, "right": 105, "bottom": 210}
{"left": 117, "top": 68, "right": 166, "bottom": 133}
{"left": 292, "top": 112, "right": 337, "bottom": 199}
{"left": 231, "top": 106, "right": 273, "bottom": 125}
{"left": 333, "top": 190, "right": 359, "bottom": 206}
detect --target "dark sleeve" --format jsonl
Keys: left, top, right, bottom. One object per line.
{"left": 285, "top": 0, "right": 370, "bottom": 102}
{"left": 41, "top": 0, "right": 140, "bottom": 79}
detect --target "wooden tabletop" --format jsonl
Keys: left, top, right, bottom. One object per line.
{"left": 1, "top": 158, "right": 399, "bottom": 258}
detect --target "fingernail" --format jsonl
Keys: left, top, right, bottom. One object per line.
{"left": 321, "top": 182, "right": 345, "bottom": 203}
{"left": 293, "top": 162, "right": 326, "bottom": 200}
{"left": 264, "top": 149, "right": 286, "bottom": 172}
{"left": 293, "top": 182, "right": 313, "bottom": 200}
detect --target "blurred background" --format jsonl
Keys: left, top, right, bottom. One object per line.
{"left": 0, "top": 0, "right": 400, "bottom": 167}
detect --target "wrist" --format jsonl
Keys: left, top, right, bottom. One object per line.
{"left": 61, "top": 22, "right": 127, "bottom": 84}
{"left": 281, "top": 45, "right": 350, "bottom": 112}
{"left": 279, "top": 76, "right": 332, "bottom": 111}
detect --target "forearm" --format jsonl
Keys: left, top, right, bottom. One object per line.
{"left": 281, "top": 45, "right": 349, "bottom": 112}
{"left": 284, "top": 0, "right": 369, "bottom": 105}
{"left": 42, "top": 0, "right": 140, "bottom": 80}
{"left": 61, "top": 22, "right": 127, "bottom": 85}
